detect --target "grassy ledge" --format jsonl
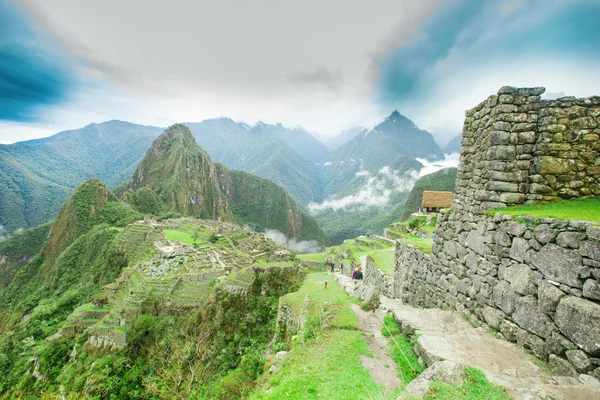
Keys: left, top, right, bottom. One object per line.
{"left": 424, "top": 367, "right": 511, "bottom": 400}
{"left": 382, "top": 315, "right": 424, "bottom": 383}
{"left": 487, "top": 197, "right": 600, "bottom": 224}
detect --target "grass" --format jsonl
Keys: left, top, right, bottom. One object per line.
{"left": 296, "top": 252, "right": 326, "bottom": 263}
{"left": 280, "top": 272, "right": 357, "bottom": 330}
{"left": 423, "top": 367, "right": 511, "bottom": 400}
{"left": 382, "top": 315, "right": 423, "bottom": 383}
{"left": 488, "top": 197, "right": 600, "bottom": 223}
{"left": 398, "top": 234, "right": 433, "bottom": 254}
{"left": 250, "top": 330, "right": 384, "bottom": 400}
{"left": 163, "top": 229, "right": 196, "bottom": 245}
{"left": 368, "top": 249, "right": 395, "bottom": 275}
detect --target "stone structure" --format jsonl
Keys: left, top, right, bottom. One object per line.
{"left": 458, "top": 86, "right": 600, "bottom": 214}
{"left": 393, "top": 87, "right": 600, "bottom": 378}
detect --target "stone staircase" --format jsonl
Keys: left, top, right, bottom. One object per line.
{"left": 332, "top": 273, "right": 600, "bottom": 400}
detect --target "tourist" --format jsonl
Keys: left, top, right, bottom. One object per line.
{"left": 352, "top": 266, "right": 363, "bottom": 281}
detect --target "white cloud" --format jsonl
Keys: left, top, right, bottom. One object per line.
{"left": 415, "top": 153, "right": 460, "bottom": 178}
{"left": 308, "top": 154, "right": 460, "bottom": 213}
{"left": 263, "top": 229, "right": 322, "bottom": 254}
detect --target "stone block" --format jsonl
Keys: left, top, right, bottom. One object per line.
{"left": 583, "top": 279, "right": 600, "bottom": 301}
{"left": 488, "top": 145, "right": 516, "bottom": 161}
{"left": 555, "top": 296, "right": 600, "bottom": 355}
{"left": 566, "top": 350, "right": 594, "bottom": 373}
{"left": 549, "top": 354, "right": 578, "bottom": 377}
{"left": 538, "top": 280, "right": 566, "bottom": 314}
{"left": 512, "top": 296, "right": 554, "bottom": 339}
{"left": 580, "top": 241, "right": 600, "bottom": 261}
{"left": 466, "top": 230, "right": 487, "bottom": 256}
{"left": 531, "top": 243, "right": 583, "bottom": 288}
{"left": 493, "top": 281, "right": 518, "bottom": 315}
{"left": 556, "top": 232, "right": 585, "bottom": 249}
{"left": 534, "top": 156, "right": 571, "bottom": 174}
{"left": 502, "top": 221, "right": 527, "bottom": 237}
{"left": 534, "top": 224, "right": 558, "bottom": 244}
{"left": 509, "top": 237, "right": 530, "bottom": 262}
{"left": 500, "top": 319, "right": 520, "bottom": 342}
{"left": 482, "top": 306, "right": 505, "bottom": 330}
{"left": 509, "top": 264, "right": 537, "bottom": 296}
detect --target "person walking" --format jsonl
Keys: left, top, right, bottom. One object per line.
{"left": 352, "top": 266, "right": 363, "bottom": 281}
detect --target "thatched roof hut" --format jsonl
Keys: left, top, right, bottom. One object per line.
{"left": 421, "top": 191, "right": 453, "bottom": 211}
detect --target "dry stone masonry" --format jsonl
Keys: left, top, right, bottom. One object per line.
{"left": 458, "top": 86, "right": 600, "bottom": 214}
{"left": 393, "top": 87, "right": 600, "bottom": 379}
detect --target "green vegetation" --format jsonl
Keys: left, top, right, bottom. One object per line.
{"left": 251, "top": 330, "right": 381, "bottom": 400}
{"left": 368, "top": 249, "right": 395, "bottom": 275}
{"left": 400, "top": 167, "right": 457, "bottom": 221}
{"left": 382, "top": 315, "right": 423, "bottom": 383}
{"left": 0, "top": 121, "right": 162, "bottom": 232}
{"left": 0, "top": 222, "right": 52, "bottom": 287}
{"left": 251, "top": 272, "right": 385, "bottom": 399}
{"left": 163, "top": 229, "right": 197, "bottom": 245}
{"left": 488, "top": 197, "right": 600, "bottom": 223}
{"left": 424, "top": 367, "right": 511, "bottom": 400}
{"left": 296, "top": 252, "right": 326, "bottom": 263}
{"left": 279, "top": 272, "right": 357, "bottom": 330}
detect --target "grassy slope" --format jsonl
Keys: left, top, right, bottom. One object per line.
{"left": 399, "top": 167, "right": 457, "bottom": 221}
{"left": 252, "top": 272, "right": 384, "bottom": 399}
{"left": 489, "top": 197, "right": 600, "bottom": 223}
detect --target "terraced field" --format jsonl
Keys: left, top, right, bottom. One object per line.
{"left": 61, "top": 218, "right": 294, "bottom": 349}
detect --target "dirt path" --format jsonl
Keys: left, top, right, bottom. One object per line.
{"left": 350, "top": 303, "right": 402, "bottom": 392}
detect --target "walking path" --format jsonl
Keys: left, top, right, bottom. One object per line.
{"left": 350, "top": 303, "right": 402, "bottom": 391}
{"left": 333, "top": 272, "right": 600, "bottom": 400}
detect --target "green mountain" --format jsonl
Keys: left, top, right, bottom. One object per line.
{"left": 186, "top": 119, "right": 325, "bottom": 207}
{"left": 0, "top": 121, "right": 162, "bottom": 232}
{"left": 120, "top": 124, "right": 233, "bottom": 222}
{"left": 308, "top": 111, "right": 443, "bottom": 243}
{"left": 322, "top": 111, "right": 442, "bottom": 197}
{"left": 119, "top": 124, "right": 329, "bottom": 247}
{"left": 399, "top": 167, "right": 458, "bottom": 221}
{"left": 0, "top": 176, "right": 304, "bottom": 398}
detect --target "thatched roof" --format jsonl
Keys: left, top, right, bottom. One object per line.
{"left": 421, "top": 191, "right": 454, "bottom": 208}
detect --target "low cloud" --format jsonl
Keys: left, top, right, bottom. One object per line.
{"left": 415, "top": 153, "right": 460, "bottom": 177}
{"left": 308, "top": 166, "right": 420, "bottom": 213}
{"left": 263, "top": 229, "right": 322, "bottom": 254}
{"left": 308, "top": 154, "right": 460, "bottom": 213}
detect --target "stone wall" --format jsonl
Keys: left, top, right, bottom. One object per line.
{"left": 395, "top": 213, "right": 600, "bottom": 377}
{"left": 457, "top": 87, "right": 600, "bottom": 215}
{"left": 393, "top": 87, "right": 600, "bottom": 378}
{"left": 363, "top": 257, "right": 393, "bottom": 297}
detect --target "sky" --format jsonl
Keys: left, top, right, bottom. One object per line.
{"left": 1, "top": 0, "right": 599, "bottom": 145}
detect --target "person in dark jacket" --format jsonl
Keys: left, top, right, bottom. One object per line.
{"left": 352, "top": 266, "right": 363, "bottom": 281}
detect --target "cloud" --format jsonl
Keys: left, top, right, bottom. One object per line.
{"left": 308, "top": 155, "right": 460, "bottom": 213}
{"left": 375, "top": 0, "right": 600, "bottom": 144}
{"left": 263, "top": 229, "right": 322, "bottom": 254}
{"left": 287, "top": 66, "right": 344, "bottom": 93}
{"left": 308, "top": 166, "right": 420, "bottom": 213}
{"left": 415, "top": 153, "right": 460, "bottom": 178}
{"left": 0, "top": 0, "right": 77, "bottom": 122}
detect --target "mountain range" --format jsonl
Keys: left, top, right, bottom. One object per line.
{"left": 0, "top": 111, "right": 455, "bottom": 244}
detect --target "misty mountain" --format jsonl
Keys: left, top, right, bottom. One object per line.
{"left": 316, "top": 127, "right": 367, "bottom": 151}
{"left": 443, "top": 134, "right": 462, "bottom": 154}
{"left": 322, "top": 110, "right": 443, "bottom": 197}
{"left": 119, "top": 124, "right": 329, "bottom": 245}
{"left": 0, "top": 121, "right": 162, "bottom": 232}
{"left": 185, "top": 119, "right": 326, "bottom": 207}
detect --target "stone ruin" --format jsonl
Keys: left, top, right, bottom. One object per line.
{"left": 391, "top": 87, "right": 600, "bottom": 379}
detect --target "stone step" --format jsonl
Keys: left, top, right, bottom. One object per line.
{"left": 379, "top": 297, "right": 600, "bottom": 400}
